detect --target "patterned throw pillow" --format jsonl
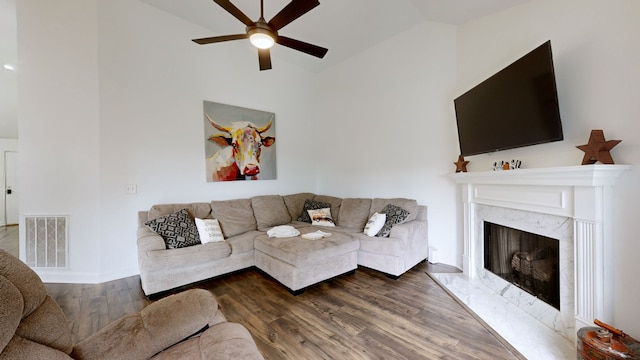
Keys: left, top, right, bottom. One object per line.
{"left": 307, "top": 208, "right": 336, "bottom": 227}
{"left": 145, "top": 209, "right": 201, "bottom": 249}
{"left": 376, "top": 204, "right": 410, "bottom": 238}
{"left": 297, "top": 199, "right": 331, "bottom": 223}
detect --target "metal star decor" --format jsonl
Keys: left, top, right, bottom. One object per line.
{"left": 576, "top": 129, "right": 621, "bottom": 165}
{"left": 454, "top": 155, "right": 469, "bottom": 173}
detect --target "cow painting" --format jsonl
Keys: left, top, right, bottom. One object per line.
{"left": 204, "top": 105, "right": 276, "bottom": 182}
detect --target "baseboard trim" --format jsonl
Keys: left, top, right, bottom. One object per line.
{"left": 37, "top": 266, "right": 139, "bottom": 284}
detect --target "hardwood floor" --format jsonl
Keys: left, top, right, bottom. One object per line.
{"left": 45, "top": 262, "right": 522, "bottom": 359}
{"left": 0, "top": 224, "right": 18, "bottom": 258}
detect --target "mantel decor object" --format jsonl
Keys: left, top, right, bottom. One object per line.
{"left": 576, "top": 130, "right": 621, "bottom": 165}
{"left": 454, "top": 155, "right": 469, "bottom": 173}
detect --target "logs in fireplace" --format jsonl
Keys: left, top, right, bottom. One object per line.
{"left": 484, "top": 221, "right": 560, "bottom": 310}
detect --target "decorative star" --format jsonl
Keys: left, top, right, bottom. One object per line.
{"left": 576, "top": 130, "right": 621, "bottom": 165}
{"left": 454, "top": 155, "right": 469, "bottom": 173}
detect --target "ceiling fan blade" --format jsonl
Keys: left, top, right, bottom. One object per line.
{"left": 276, "top": 36, "right": 328, "bottom": 58}
{"left": 258, "top": 49, "right": 272, "bottom": 71}
{"left": 213, "top": 0, "right": 254, "bottom": 26}
{"left": 268, "top": 0, "right": 320, "bottom": 31}
{"left": 192, "top": 34, "right": 248, "bottom": 45}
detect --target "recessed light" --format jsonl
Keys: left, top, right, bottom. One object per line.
{"left": 3, "top": 64, "right": 15, "bottom": 71}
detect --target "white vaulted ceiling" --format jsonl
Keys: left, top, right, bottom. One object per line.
{"left": 139, "top": 0, "right": 531, "bottom": 73}
{"left": 0, "top": 0, "right": 532, "bottom": 136}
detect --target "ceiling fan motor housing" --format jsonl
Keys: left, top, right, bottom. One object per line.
{"left": 193, "top": 0, "right": 327, "bottom": 70}
{"left": 247, "top": 18, "right": 278, "bottom": 49}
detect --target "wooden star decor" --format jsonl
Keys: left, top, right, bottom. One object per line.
{"left": 576, "top": 129, "right": 621, "bottom": 165}
{"left": 454, "top": 155, "right": 469, "bottom": 173}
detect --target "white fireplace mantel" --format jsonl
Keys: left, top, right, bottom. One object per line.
{"left": 452, "top": 164, "right": 630, "bottom": 187}
{"left": 452, "top": 164, "right": 631, "bottom": 332}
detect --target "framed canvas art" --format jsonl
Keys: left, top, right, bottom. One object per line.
{"left": 203, "top": 101, "right": 276, "bottom": 182}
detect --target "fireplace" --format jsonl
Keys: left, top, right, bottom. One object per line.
{"left": 452, "top": 164, "right": 630, "bottom": 346}
{"left": 484, "top": 221, "right": 560, "bottom": 310}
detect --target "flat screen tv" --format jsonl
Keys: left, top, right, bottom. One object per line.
{"left": 454, "top": 41, "right": 563, "bottom": 157}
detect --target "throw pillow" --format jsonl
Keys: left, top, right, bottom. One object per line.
{"left": 307, "top": 208, "right": 336, "bottom": 227}
{"left": 376, "top": 204, "right": 410, "bottom": 238}
{"left": 363, "top": 212, "right": 386, "bottom": 237}
{"left": 194, "top": 218, "right": 225, "bottom": 243}
{"left": 145, "top": 209, "right": 201, "bottom": 249}
{"left": 298, "top": 199, "right": 331, "bottom": 223}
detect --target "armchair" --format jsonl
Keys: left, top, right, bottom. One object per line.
{"left": 0, "top": 249, "right": 263, "bottom": 360}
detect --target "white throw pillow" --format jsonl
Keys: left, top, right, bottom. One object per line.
{"left": 194, "top": 218, "right": 225, "bottom": 243}
{"left": 363, "top": 212, "right": 386, "bottom": 237}
{"left": 307, "top": 208, "right": 336, "bottom": 227}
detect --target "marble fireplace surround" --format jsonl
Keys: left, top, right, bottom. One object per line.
{"left": 452, "top": 164, "right": 630, "bottom": 343}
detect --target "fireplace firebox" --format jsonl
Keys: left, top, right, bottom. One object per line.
{"left": 484, "top": 221, "right": 560, "bottom": 310}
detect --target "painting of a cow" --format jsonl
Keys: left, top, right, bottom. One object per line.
{"left": 204, "top": 102, "right": 276, "bottom": 182}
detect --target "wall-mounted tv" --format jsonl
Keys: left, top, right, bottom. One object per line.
{"left": 454, "top": 41, "right": 563, "bottom": 157}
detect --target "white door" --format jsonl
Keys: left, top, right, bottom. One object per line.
{"left": 5, "top": 151, "right": 18, "bottom": 225}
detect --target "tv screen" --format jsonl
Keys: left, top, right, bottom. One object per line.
{"left": 454, "top": 41, "right": 563, "bottom": 157}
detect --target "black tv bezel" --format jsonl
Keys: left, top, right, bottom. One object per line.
{"left": 454, "top": 41, "right": 563, "bottom": 157}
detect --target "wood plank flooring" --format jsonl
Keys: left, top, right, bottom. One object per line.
{"left": 45, "top": 262, "right": 522, "bottom": 360}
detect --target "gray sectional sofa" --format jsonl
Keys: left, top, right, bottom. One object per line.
{"left": 137, "top": 193, "right": 428, "bottom": 296}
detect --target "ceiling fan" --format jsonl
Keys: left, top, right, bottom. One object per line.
{"left": 192, "top": 0, "right": 328, "bottom": 71}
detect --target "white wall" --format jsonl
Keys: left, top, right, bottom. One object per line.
{"left": 17, "top": 0, "right": 102, "bottom": 281}
{"left": 96, "top": 0, "right": 319, "bottom": 279}
{"left": 315, "top": 22, "right": 460, "bottom": 265}
{"left": 457, "top": 0, "right": 640, "bottom": 337}
{"left": 17, "top": 0, "right": 318, "bottom": 282}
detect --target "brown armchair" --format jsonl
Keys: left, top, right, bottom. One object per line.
{"left": 0, "top": 249, "right": 263, "bottom": 359}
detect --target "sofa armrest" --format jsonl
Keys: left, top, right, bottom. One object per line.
{"left": 389, "top": 219, "right": 422, "bottom": 240}
{"left": 72, "top": 289, "right": 225, "bottom": 360}
{"left": 389, "top": 218, "right": 428, "bottom": 258}
{"left": 137, "top": 211, "right": 165, "bottom": 252}
{"left": 137, "top": 230, "right": 166, "bottom": 252}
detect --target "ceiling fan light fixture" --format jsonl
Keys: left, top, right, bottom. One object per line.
{"left": 249, "top": 29, "right": 275, "bottom": 49}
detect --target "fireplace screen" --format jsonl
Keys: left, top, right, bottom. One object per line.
{"left": 484, "top": 222, "right": 560, "bottom": 310}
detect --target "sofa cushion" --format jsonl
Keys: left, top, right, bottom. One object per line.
{"left": 254, "top": 230, "right": 359, "bottom": 267}
{"left": 283, "top": 192, "right": 315, "bottom": 221}
{"left": 337, "top": 198, "right": 372, "bottom": 229}
{"left": 225, "top": 231, "right": 262, "bottom": 254}
{"left": 146, "top": 242, "right": 231, "bottom": 269}
{"left": 148, "top": 203, "right": 211, "bottom": 221}
{"left": 376, "top": 204, "right": 410, "bottom": 238}
{"left": 307, "top": 208, "right": 336, "bottom": 227}
{"left": 313, "top": 195, "right": 342, "bottom": 221}
{"left": 194, "top": 218, "right": 224, "bottom": 243}
{"left": 370, "top": 198, "right": 418, "bottom": 222}
{"left": 145, "top": 209, "right": 201, "bottom": 249}
{"left": 211, "top": 199, "right": 257, "bottom": 238}
{"left": 297, "top": 199, "right": 331, "bottom": 223}
{"left": 351, "top": 232, "right": 404, "bottom": 256}
{"left": 251, "top": 195, "right": 291, "bottom": 231}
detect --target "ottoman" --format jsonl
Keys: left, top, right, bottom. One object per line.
{"left": 254, "top": 228, "right": 359, "bottom": 294}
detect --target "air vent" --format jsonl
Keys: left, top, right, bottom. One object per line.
{"left": 25, "top": 216, "right": 68, "bottom": 268}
